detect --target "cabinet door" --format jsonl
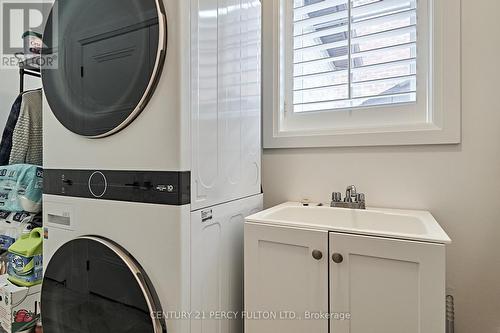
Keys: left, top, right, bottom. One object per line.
{"left": 329, "top": 233, "right": 446, "bottom": 333}
{"left": 245, "top": 223, "right": 329, "bottom": 333}
{"left": 191, "top": 195, "right": 263, "bottom": 333}
{"left": 191, "top": 0, "right": 261, "bottom": 210}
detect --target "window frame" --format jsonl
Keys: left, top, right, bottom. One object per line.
{"left": 263, "top": 0, "right": 461, "bottom": 148}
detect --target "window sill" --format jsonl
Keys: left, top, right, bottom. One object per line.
{"left": 263, "top": 121, "right": 461, "bottom": 149}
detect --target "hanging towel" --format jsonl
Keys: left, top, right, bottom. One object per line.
{"left": 9, "top": 89, "right": 42, "bottom": 166}
{"left": 0, "top": 95, "right": 23, "bottom": 166}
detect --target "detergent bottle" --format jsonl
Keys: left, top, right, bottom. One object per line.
{"left": 7, "top": 228, "right": 43, "bottom": 287}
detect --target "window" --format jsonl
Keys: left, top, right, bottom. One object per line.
{"left": 263, "top": 0, "right": 461, "bottom": 148}
{"left": 293, "top": 0, "right": 417, "bottom": 112}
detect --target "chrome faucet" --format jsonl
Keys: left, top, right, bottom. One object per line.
{"left": 331, "top": 185, "right": 366, "bottom": 209}
{"left": 345, "top": 185, "right": 357, "bottom": 203}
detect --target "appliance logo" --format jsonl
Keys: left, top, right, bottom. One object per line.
{"left": 156, "top": 184, "right": 175, "bottom": 193}
{"left": 201, "top": 209, "right": 213, "bottom": 223}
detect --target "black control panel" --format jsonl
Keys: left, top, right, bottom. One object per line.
{"left": 44, "top": 169, "right": 190, "bottom": 205}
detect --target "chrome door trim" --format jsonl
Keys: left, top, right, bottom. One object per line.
{"left": 42, "top": 0, "right": 168, "bottom": 139}
{"left": 80, "top": 236, "right": 167, "bottom": 333}
{"left": 90, "top": 0, "right": 168, "bottom": 138}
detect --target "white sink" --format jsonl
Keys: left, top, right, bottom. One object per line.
{"left": 246, "top": 202, "right": 451, "bottom": 244}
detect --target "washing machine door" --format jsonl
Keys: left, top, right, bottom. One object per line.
{"left": 42, "top": 0, "right": 166, "bottom": 138}
{"left": 41, "top": 237, "right": 167, "bottom": 333}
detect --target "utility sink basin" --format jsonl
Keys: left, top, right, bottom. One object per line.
{"left": 246, "top": 202, "right": 451, "bottom": 244}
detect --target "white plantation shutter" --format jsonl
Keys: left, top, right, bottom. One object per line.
{"left": 292, "top": 0, "right": 418, "bottom": 113}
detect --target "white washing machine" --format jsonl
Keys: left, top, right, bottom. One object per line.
{"left": 40, "top": 0, "right": 262, "bottom": 332}
{"left": 42, "top": 194, "right": 262, "bottom": 333}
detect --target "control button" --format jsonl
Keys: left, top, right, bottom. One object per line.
{"left": 88, "top": 171, "right": 107, "bottom": 198}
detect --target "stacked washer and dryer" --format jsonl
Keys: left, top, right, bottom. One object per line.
{"left": 40, "top": 0, "right": 262, "bottom": 332}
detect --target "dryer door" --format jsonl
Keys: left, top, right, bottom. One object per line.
{"left": 42, "top": 0, "right": 166, "bottom": 138}
{"left": 41, "top": 237, "right": 167, "bottom": 333}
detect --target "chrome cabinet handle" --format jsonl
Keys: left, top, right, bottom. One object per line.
{"left": 312, "top": 250, "right": 323, "bottom": 260}
{"left": 332, "top": 253, "right": 344, "bottom": 264}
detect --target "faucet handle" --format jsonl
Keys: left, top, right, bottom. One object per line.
{"left": 356, "top": 193, "right": 365, "bottom": 203}
{"left": 331, "top": 192, "right": 342, "bottom": 202}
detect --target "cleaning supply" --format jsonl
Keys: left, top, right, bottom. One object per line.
{"left": 0, "top": 165, "right": 43, "bottom": 213}
{"left": 22, "top": 31, "right": 43, "bottom": 56}
{"left": 7, "top": 228, "right": 42, "bottom": 287}
{"left": 0, "top": 212, "right": 36, "bottom": 251}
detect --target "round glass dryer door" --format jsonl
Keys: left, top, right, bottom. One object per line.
{"left": 42, "top": 0, "right": 166, "bottom": 137}
{"left": 41, "top": 237, "right": 166, "bottom": 333}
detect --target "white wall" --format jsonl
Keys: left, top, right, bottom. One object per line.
{"left": 262, "top": 0, "right": 500, "bottom": 332}
{"left": 0, "top": 69, "right": 20, "bottom": 128}
{"left": 0, "top": 68, "right": 41, "bottom": 129}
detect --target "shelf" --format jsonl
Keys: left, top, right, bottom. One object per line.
{"left": 19, "top": 56, "right": 41, "bottom": 93}
{"left": 19, "top": 57, "right": 41, "bottom": 73}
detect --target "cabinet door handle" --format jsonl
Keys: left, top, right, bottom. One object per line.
{"left": 332, "top": 253, "right": 344, "bottom": 264}
{"left": 312, "top": 250, "right": 323, "bottom": 260}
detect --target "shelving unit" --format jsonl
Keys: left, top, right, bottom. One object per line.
{"left": 19, "top": 58, "right": 41, "bottom": 93}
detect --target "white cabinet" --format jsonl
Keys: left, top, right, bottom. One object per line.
{"left": 244, "top": 223, "right": 329, "bottom": 333}
{"left": 329, "top": 233, "right": 445, "bottom": 333}
{"left": 191, "top": 195, "right": 263, "bottom": 333}
{"left": 245, "top": 223, "right": 446, "bottom": 333}
{"left": 191, "top": 0, "right": 262, "bottom": 210}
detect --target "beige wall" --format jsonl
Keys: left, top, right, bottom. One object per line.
{"left": 262, "top": 0, "right": 500, "bottom": 332}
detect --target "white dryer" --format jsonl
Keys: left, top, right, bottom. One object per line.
{"left": 40, "top": 0, "right": 262, "bottom": 332}
{"left": 42, "top": 0, "right": 261, "bottom": 209}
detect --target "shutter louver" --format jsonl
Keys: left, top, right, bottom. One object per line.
{"left": 293, "top": 0, "right": 417, "bottom": 112}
